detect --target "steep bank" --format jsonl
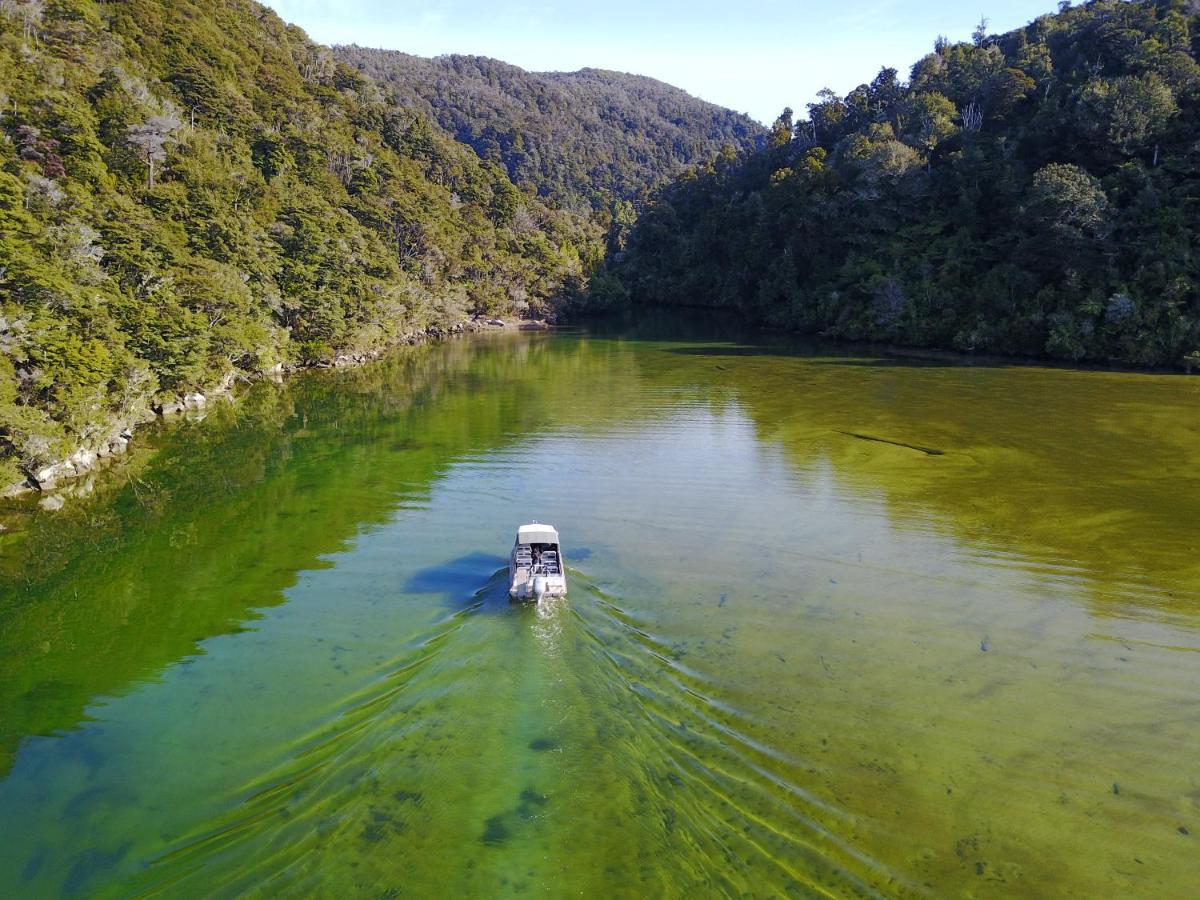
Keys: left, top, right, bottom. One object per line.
{"left": 604, "top": 0, "right": 1200, "bottom": 370}
{"left": 0, "top": 0, "right": 598, "bottom": 492}
{"left": 0, "top": 316, "right": 539, "bottom": 504}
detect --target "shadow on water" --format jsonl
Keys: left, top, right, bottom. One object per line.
{"left": 406, "top": 552, "right": 596, "bottom": 616}
{"left": 582, "top": 308, "right": 974, "bottom": 366}
{"left": 662, "top": 342, "right": 1156, "bottom": 372}
{"left": 664, "top": 344, "right": 966, "bottom": 367}
{"left": 404, "top": 553, "right": 510, "bottom": 606}
{"left": 585, "top": 307, "right": 1184, "bottom": 374}
{"left": 404, "top": 543, "right": 595, "bottom": 614}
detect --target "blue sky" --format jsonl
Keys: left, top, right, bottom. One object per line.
{"left": 263, "top": 0, "right": 1064, "bottom": 124}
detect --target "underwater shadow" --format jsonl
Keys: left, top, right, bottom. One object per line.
{"left": 404, "top": 552, "right": 598, "bottom": 618}
{"left": 404, "top": 552, "right": 510, "bottom": 607}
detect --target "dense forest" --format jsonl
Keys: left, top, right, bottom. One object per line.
{"left": 335, "top": 48, "right": 765, "bottom": 216}
{"left": 0, "top": 0, "right": 614, "bottom": 489}
{"left": 609, "top": 0, "right": 1200, "bottom": 370}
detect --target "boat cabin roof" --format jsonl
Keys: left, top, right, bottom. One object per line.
{"left": 517, "top": 523, "right": 559, "bottom": 545}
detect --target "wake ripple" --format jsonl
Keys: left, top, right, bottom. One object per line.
{"left": 568, "top": 576, "right": 917, "bottom": 897}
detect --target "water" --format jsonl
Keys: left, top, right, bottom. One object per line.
{"left": 1, "top": 323, "right": 1199, "bottom": 897}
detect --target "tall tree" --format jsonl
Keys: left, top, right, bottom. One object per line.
{"left": 125, "top": 114, "right": 182, "bottom": 189}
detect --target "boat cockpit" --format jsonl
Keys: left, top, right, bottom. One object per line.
{"left": 513, "top": 542, "right": 561, "bottom": 576}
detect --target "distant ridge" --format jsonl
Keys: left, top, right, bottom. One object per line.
{"left": 336, "top": 48, "right": 766, "bottom": 212}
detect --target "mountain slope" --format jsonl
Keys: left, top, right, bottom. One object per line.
{"left": 335, "top": 48, "right": 766, "bottom": 213}
{"left": 608, "top": 0, "right": 1200, "bottom": 369}
{"left": 0, "top": 0, "right": 596, "bottom": 488}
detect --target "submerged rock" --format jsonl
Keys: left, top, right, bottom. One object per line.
{"left": 517, "top": 788, "right": 548, "bottom": 819}
{"left": 1, "top": 481, "right": 34, "bottom": 499}
{"left": 69, "top": 448, "right": 98, "bottom": 472}
{"left": 519, "top": 788, "right": 547, "bottom": 806}
{"left": 38, "top": 494, "right": 65, "bottom": 512}
{"left": 31, "top": 460, "right": 76, "bottom": 490}
{"left": 65, "top": 478, "right": 95, "bottom": 499}
{"left": 481, "top": 815, "right": 510, "bottom": 846}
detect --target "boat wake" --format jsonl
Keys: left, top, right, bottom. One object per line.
{"left": 125, "top": 568, "right": 908, "bottom": 897}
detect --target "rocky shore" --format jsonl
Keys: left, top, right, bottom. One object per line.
{"left": 2, "top": 315, "right": 556, "bottom": 511}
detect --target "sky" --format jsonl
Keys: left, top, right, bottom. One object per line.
{"left": 262, "top": 0, "right": 1065, "bottom": 124}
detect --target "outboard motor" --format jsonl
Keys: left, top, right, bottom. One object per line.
{"left": 532, "top": 575, "right": 547, "bottom": 600}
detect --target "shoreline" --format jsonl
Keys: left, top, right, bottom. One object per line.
{"left": 10, "top": 307, "right": 1189, "bottom": 517}
{"left": 581, "top": 306, "right": 1200, "bottom": 375}
{"left": 1, "top": 315, "right": 555, "bottom": 512}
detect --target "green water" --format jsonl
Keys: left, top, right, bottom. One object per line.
{"left": 2, "top": 324, "right": 1199, "bottom": 897}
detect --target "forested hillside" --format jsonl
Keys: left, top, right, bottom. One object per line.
{"left": 0, "top": 0, "right": 599, "bottom": 489}
{"left": 336, "top": 48, "right": 765, "bottom": 214}
{"left": 610, "top": 0, "right": 1200, "bottom": 369}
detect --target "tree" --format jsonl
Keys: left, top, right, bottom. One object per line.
{"left": 960, "top": 101, "right": 983, "bottom": 132}
{"left": 869, "top": 68, "right": 904, "bottom": 126}
{"left": 15, "top": 125, "right": 65, "bottom": 178}
{"left": 903, "top": 92, "right": 959, "bottom": 152}
{"left": 605, "top": 199, "right": 637, "bottom": 256}
{"left": 3, "top": 0, "right": 46, "bottom": 44}
{"left": 770, "top": 108, "right": 794, "bottom": 148}
{"left": 973, "top": 17, "right": 990, "bottom": 47}
{"left": 1077, "top": 73, "right": 1178, "bottom": 160}
{"left": 808, "top": 89, "right": 847, "bottom": 144}
{"left": 251, "top": 135, "right": 292, "bottom": 181}
{"left": 985, "top": 68, "right": 1036, "bottom": 118}
{"left": 1027, "top": 163, "right": 1110, "bottom": 243}
{"left": 488, "top": 174, "right": 521, "bottom": 226}
{"left": 125, "top": 114, "right": 182, "bottom": 188}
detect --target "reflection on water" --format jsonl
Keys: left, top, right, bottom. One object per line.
{"left": 1, "top": 324, "right": 1199, "bottom": 896}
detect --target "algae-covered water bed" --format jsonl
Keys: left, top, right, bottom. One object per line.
{"left": 1, "top": 324, "right": 1199, "bottom": 897}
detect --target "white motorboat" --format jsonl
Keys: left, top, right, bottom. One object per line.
{"left": 508, "top": 522, "right": 567, "bottom": 601}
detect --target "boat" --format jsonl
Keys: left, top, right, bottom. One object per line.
{"left": 508, "top": 522, "right": 567, "bottom": 601}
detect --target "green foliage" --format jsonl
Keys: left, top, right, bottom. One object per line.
{"left": 0, "top": 0, "right": 605, "bottom": 481}
{"left": 336, "top": 48, "right": 766, "bottom": 214}
{"left": 1027, "top": 163, "right": 1110, "bottom": 240}
{"left": 903, "top": 92, "right": 959, "bottom": 152}
{"left": 608, "top": 0, "right": 1200, "bottom": 370}
{"left": 1077, "top": 72, "right": 1178, "bottom": 158}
